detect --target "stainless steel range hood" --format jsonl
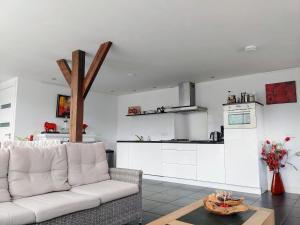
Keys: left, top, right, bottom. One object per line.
{"left": 165, "top": 82, "right": 207, "bottom": 113}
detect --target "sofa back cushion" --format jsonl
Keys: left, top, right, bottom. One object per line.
{"left": 66, "top": 142, "right": 110, "bottom": 186}
{"left": 0, "top": 149, "right": 10, "bottom": 202}
{"left": 8, "top": 145, "right": 70, "bottom": 199}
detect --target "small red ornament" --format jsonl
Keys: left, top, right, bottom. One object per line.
{"left": 44, "top": 122, "right": 57, "bottom": 133}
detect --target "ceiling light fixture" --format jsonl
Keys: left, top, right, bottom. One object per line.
{"left": 244, "top": 45, "right": 257, "bottom": 52}
{"left": 127, "top": 73, "right": 136, "bottom": 77}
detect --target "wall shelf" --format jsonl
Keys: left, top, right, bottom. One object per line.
{"left": 126, "top": 106, "right": 207, "bottom": 117}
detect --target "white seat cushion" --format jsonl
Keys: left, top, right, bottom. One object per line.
{"left": 8, "top": 145, "right": 70, "bottom": 199}
{"left": 14, "top": 191, "right": 100, "bottom": 223}
{"left": 0, "top": 202, "right": 35, "bottom": 225}
{"left": 0, "top": 149, "right": 10, "bottom": 202}
{"left": 66, "top": 142, "right": 110, "bottom": 186}
{"left": 71, "top": 180, "right": 139, "bottom": 203}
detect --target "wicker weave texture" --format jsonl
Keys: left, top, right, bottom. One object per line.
{"left": 30, "top": 168, "right": 143, "bottom": 225}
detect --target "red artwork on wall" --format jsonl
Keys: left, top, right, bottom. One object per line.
{"left": 266, "top": 81, "right": 297, "bottom": 105}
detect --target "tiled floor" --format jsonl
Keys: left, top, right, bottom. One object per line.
{"left": 132, "top": 179, "right": 300, "bottom": 225}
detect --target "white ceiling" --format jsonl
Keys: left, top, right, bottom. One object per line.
{"left": 1, "top": 0, "right": 300, "bottom": 95}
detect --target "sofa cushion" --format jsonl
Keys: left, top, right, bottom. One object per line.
{"left": 66, "top": 142, "right": 110, "bottom": 186}
{"left": 0, "top": 202, "right": 35, "bottom": 225}
{"left": 8, "top": 145, "right": 70, "bottom": 199}
{"left": 71, "top": 180, "right": 139, "bottom": 203}
{"left": 14, "top": 191, "right": 100, "bottom": 223}
{"left": 0, "top": 149, "right": 10, "bottom": 203}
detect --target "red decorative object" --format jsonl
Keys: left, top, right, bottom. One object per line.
{"left": 261, "top": 137, "right": 298, "bottom": 195}
{"left": 83, "top": 124, "right": 88, "bottom": 134}
{"left": 44, "top": 122, "right": 57, "bottom": 133}
{"left": 266, "top": 81, "right": 297, "bottom": 105}
{"left": 128, "top": 106, "right": 141, "bottom": 115}
{"left": 271, "top": 171, "right": 285, "bottom": 195}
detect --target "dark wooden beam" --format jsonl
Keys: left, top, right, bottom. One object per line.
{"left": 69, "top": 50, "right": 85, "bottom": 142}
{"left": 56, "top": 59, "right": 72, "bottom": 87}
{"left": 83, "top": 41, "right": 112, "bottom": 99}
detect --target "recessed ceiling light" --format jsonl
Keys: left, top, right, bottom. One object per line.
{"left": 127, "top": 73, "right": 136, "bottom": 77}
{"left": 244, "top": 45, "right": 257, "bottom": 52}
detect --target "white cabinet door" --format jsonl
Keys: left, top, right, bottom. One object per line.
{"left": 143, "top": 143, "right": 162, "bottom": 176}
{"left": 129, "top": 143, "right": 162, "bottom": 176}
{"left": 197, "top": 144, "right": 225, "bottom": 183}
{"left": 116, "top": 143, "right": 130, "bottom": 168}
{"left": 225, "top": 129, "right": 260, "bottom": 188}
{"left": 163, "top": 163, "right": 197, "bottom": 180}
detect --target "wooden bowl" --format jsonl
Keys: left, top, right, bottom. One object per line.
{"left": 203, "top": 194, "right": 249, "bottom": 216}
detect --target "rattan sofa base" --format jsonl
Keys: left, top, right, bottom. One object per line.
{"left": 29, "top": 168, "right": 143, "bottom": 225}
{"left": 32, "top": 193, "right": 142, "bottom": 225}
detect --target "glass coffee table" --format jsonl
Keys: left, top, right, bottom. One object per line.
{"left": 147, "top": 199, "right": 275, "bottom": 225}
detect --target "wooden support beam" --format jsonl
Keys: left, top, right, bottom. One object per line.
{"left": 83, "top": 41, "right": 112, "bottom": 99}
{"left": 56, "top": 59, "right": 72, "bottom": 87}
{"left": 57, "top": 41, "right": 112, "bottom": 143}
{"left": 69, "top": 50, "right": 85, "bottom": 142}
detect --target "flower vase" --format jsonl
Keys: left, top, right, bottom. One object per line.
{"left": 271, "top": 171, "right": 285, "bottom": 195}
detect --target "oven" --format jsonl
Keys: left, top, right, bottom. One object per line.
{"left": 224, "top": 103, "right": 257, "bottom": 129}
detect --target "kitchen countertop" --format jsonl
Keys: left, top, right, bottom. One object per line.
{"left": 117, "top": 140, "right": 224, "bottom": 144}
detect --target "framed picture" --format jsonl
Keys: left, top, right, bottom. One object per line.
{"left": 266, "top": 81, "right": 297, "bottom": 105}
{"left": 56, "top": 94, "right": 71, "bottom": 118}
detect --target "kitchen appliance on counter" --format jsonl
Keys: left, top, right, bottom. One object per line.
{"left": 209, "top": 131, "right": 222, "bottom": 142}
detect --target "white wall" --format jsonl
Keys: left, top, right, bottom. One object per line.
{"left": 14, "top": 78, "right": 118, "bottom": 149}
{"left": 117, "top": 87, "right": 179, "bottom": 141}
{"left": 117, "top": 67, "right": 300, "bottom": 193}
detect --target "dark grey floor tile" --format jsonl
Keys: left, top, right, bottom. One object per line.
{"left": 187, "top": 191, "right": 209, "bottom": 200}
{"left": 176, "top": 184, "right": 205, "bottom": 191}
{"left": 289, "top": 206, "right": 300, "bottom": 218}
{"left": 142, "top": 184, "right": 169, "bottom": 192}
{"left": 159, "top": 181, "right": 182, "bottom": 188}
{"left": 170, "top": 196, "right": 199, "bottom": 206}
{"left": 142, "top": 199, "right": 165, "bottom": 211}
{"left": 257, "top": 194, "right": 298, "bottom": 207}
{"left": 160, "top": 187, "right": 196, "bottom": 197}
{"left": 143, "top": 179, "right": 163, "bottom": 185}
{"left": 142, "top": 190, "right": 157, "bottom": 197}
{"left": 295, "top": 198, "right": 300, "bottom": 207}
{"left": 144, "top": 192, "right": 182, "bottom": 203}
{"left": 141, "top": 211, "right": 161, "bottom": 224}
{"left": 146, "top": 203, "right": 181, "bottom": 215}
{"left": 283, "top": 217, "right": 300, "bottom": 225}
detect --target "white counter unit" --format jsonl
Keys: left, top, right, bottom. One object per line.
{"left": 116, "top": 141, "right": 266, "bottom": 194}
{"left": 197, "top": 144, "right": 225, "bottom": 183}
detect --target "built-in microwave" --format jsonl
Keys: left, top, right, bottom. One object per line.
{"left": 224, "top": 103, "right": 257, "bottom": 129}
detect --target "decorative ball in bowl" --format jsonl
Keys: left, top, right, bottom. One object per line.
{"left": 203, "top": 191, "right": 249, "bottom": 216}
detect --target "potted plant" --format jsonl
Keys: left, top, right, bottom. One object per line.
{"left": 261, "top": 137, "right": 299, "bottom": 195}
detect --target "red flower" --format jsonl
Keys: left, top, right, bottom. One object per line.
{"left": 266, "top": 140, "right": 271, "bottom": 144}
{"left": 285, "top": 137, "right": 291, "bottom": 142}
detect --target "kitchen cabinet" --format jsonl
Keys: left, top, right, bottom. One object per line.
{"left": 116, "top": 143, "right": 130, "bottom": 168}
{"left": 162, "top": 143, "right": 197, "bottom": 180}
{"left": 225, "top": 129, "right": 261, "bottom": 188}
{"left": 197, "top": 144, "right": 225, "bottom": 183}
{"left": 129, "top": 143, "right": 162, "bottom": 176}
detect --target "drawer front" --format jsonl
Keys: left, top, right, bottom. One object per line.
{"left": 163, "top": 163, "right": 197, "bottom": 180}
{"left": 163, "top": 150, "right": 197, "bottom": 165}
{"left": 161, "top": 143, "right": 198, "bottom": 151}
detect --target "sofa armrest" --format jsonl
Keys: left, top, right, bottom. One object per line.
{"left": 109, "top": 168, "right": 143, "bottom": 189}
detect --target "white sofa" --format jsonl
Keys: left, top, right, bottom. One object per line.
{"left": 0, "top": 142, "right": 142, "bottom": 225}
